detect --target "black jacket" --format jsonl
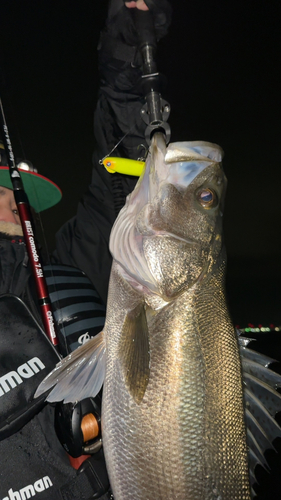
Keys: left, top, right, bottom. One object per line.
{"left": 0, "top": 237, "right": 71, "bottom": 497}
{"left": 0, "top": 26, "right": 145, "bottom": 500}
{"left": 0, "top": 236, "right": 109, "bottom": 500}
{"left": 54, "top": 17, "right": 146, "bottom": 305}
{"left": 0, "top": 4, "right": 168, "bottom": 497}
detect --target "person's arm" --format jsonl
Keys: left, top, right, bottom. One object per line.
{"left": 54, "top": 0, "right": 172, "bottom": 305}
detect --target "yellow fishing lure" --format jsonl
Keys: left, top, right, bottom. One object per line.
{"left": 102, "top": 157, "right": 145, "bottom": 177}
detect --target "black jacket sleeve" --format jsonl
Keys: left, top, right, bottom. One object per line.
{"left": 53, "top": 8, "right": 147, "bottom": 305}
{"left": 53, "top": 2, "right": 171, "bottom": 305}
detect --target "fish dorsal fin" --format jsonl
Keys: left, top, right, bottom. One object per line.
{"left": 119, "top": 303, "right": 150, "bottom": 404}
{"left": 35, "top": 331, "right": 106, "bottom": 403}
{"left": 238, "top": 334, "right": 281, "bottom": 492}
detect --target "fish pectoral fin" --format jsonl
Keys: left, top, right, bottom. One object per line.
{"left": 34, "top": 331, "right": 106, "bottom": 404}
{"left": 119, "top": 303, "right": 150, "bottom": 404}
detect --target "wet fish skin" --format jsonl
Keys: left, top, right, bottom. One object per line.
{"left": 102, "top": 134, "right": 251, "bottom": 499}
{"left": 35, "top": 134, "right": 251, "bottom": 499}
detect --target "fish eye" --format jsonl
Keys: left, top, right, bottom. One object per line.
{"left": 196, "top": 188, "right": 218, "bottom": 209}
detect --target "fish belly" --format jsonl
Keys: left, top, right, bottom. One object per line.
{"left": 102, "top": 264, "right": 250, "bottom": 500}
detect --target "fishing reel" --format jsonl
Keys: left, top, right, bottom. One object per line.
{"left": 55, "top": 395, "right": 102, "bottom": 458}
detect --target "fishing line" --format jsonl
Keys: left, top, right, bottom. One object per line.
{"left": 1, "top": 68, "right": 73, "bottom": 358}
{"left": 0, "top": 73, "right": 72, "bottom": 354}
{"left": 98, "top": 98, "right": 147, "bottom": 164}
{"left": 99, "top": 111, "right": 147, "bottom": 215}
{"left": 0, "top": 97, "right": 60, "bottom": 351}
{"left": 0, "top": 71, "right": 53, "bottom": 264}
{"left": 99, "top": 127, "right": 134, "bottom": 165}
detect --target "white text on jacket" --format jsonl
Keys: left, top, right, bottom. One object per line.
{"left": 0, "top": 357, "right": 46, "bottom": 397}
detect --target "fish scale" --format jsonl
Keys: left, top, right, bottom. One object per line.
{"left": 102, "top": 253, "right": 250, "bottom": 499}
{"left": 102, "top": 135, "right": 250, "bottom": 499}
{"left": 36, "top": 134, "right": 281, "bottom": 499}
{"left": 103, "top": 266, "right": 206, "bottom": 499}
{"left": 196, "top": 268, "right": 250, "bottom": 499}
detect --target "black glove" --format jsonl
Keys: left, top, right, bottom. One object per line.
{"left": 100, "top": 0, "right": 172, "bottom": 64}
{"left": 116, "top": 0, "right": 172, "bottom": 42}
{"left": 137, "top": 0, "right": 172, "bottom": 40}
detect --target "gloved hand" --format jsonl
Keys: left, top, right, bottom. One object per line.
{"left": 124, "top": 0, "right": 172, "bottom": 40}
{"left": 103, "top": 0, "right": 172, "bottom": 52}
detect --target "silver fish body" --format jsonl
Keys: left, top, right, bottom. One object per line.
{"left": 36, "top": 134, "right": 253, "bottom": 499}
{"left": 102, "top": 134, "right": 251, "bottom": 499}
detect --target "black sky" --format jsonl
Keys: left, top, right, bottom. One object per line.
{"left": 1, "top": 0, "right": 281, "bottom": 327}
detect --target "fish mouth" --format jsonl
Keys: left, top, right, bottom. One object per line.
{"left": 109, "top": 134, "right": 224, "bottom": 296}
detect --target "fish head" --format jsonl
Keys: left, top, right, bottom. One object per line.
{"left": 110, "top": 133, "right": 226, "bottom": 300}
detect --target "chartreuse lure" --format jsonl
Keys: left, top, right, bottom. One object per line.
{"left": 102, "top": 157, "right": 145, "bottom": 177}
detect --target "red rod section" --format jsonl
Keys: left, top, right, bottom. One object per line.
{"left": 17, "top": 203, "right": 59, "bottom": 347}
{"left": 0, "top": 98, "right": 60, "bottom": 351}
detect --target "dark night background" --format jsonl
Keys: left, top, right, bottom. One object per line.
{"left": 1, "top": 1, "right": 280, "bottom": 329}
{"left": 1, "top": 1, "right": 281, "bottom": 497}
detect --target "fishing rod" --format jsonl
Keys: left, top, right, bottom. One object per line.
{"left": 0, "top": 97, "right": 60, "bottom": 352}
{"left": 132, "top": 9, "right": 171, "bottom": 145}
